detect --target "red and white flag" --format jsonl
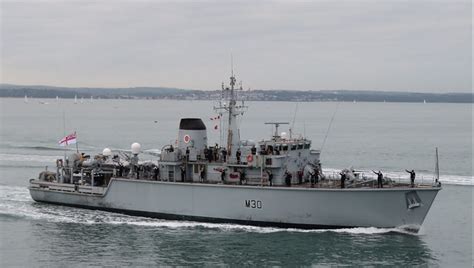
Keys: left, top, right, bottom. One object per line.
{"left": 59, "top": 132, "right": 77, "bottom": 146}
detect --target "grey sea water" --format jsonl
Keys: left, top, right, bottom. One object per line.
{"left": 0, "top": 98, "right": 472, "bottom": 266}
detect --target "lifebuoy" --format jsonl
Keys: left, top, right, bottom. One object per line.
{"left": 246, "top": 154, "right": 253, "bottom": 163}
{"left": 183, "top": 134, "right": 191, "bottom": 143}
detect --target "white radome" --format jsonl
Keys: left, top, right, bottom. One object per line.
{"left": 131, "top": 143, "right": 141, "bottom": 155}
{"left": 102, "top": 148, "right": 112, "bottom": 157}
{"left": 281, "top": 132, "right": 289, "bottom": 139}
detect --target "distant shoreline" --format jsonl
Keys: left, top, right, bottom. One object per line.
{"left": 1, "top": 84, "right": 472, "bottom": 103}
{"left": 4, "top": 97, "right": 473, "bottom": 104}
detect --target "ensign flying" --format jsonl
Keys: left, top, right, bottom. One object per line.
{"left": 58, "top": 132, "right": 77, "bottom": 146}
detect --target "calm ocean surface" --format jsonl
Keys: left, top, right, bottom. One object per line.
{"left": 0, "top": 98, "right": 472, "bottom": 266}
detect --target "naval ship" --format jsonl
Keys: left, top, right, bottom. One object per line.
{"left": 29, "top": 73, "right": 441, "bottom": 231}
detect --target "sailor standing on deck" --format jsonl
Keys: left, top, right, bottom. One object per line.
{"left": 251, "top": 145, "right": 257, "bottom": 155}
{"left": 406, "top": 169, "right": 416, "bottom": 187}
{"left": 221, "top": 169, "right": 226, "bottom": 183}
{"left": 297, "top": 170, "right": 303, "bottom": 184}
{"left": 339, "top": 172, "right": 347, "bottom": 189}
{"left": 310, "top": 171, "right": 317, "bottom": 187}
{"left": 372, "top": 170, "right": 384, "bottom": 188}
{"left": 222, "top": 148, "right": 228, "bottom": 162}
{"left": 266, "top": 170, "right": 273, "bottom": 186}
{"left": 185, "top": 147, "right": 190, "bottom": 161}
{"left": 213, "top": 144, "right": 219, "bottom": 161}
{"left": 285, "top": 170, "right": 292, "bottom": 187}
{"left": 203, "top": 146, "right": 209, "bottom": 161}
{"left": 236, "top": 148, "right": 241, "bottom": 164}
{"left": 180, "top": 166, "right": 186, "bottom": 182}
{"left": 200, "top": 166, "right": 205, "bottom": 182}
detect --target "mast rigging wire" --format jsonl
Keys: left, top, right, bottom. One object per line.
{"left": 320, "top": 102, "right": 340, "bottom": 155}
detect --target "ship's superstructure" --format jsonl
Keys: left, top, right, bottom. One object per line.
{"left": 29, "top": 72, "right": 441, "bottom": 231}
{"left": 158, "top": 72, "right": 320, "bottom": 186}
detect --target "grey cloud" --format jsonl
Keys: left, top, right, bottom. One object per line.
{"left": 1, "top": 1, "right": 471, "bottom": 92}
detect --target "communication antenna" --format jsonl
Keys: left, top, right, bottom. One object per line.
{"left": 231, "top": 53, "right": 234, "bottom": 77}
{"left": 320, "top": 102, "right": 340, "bottom": 154}
{"left": 290, "top": 103, "right": 299, "bottom": 138}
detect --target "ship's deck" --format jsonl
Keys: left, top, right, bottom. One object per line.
{"left": 30, "top": 176, "right": 437, "bottom": 195}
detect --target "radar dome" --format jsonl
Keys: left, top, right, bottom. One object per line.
{"left": 102, "top": 148, "right": 112, "bottom": 156}
{"left": 281, "top": 132, "right": 289, "bottom": 139}
{"left": 131, "top": 142, "right": 141, "bottom": 155}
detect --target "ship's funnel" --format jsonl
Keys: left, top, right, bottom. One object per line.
{"left": 178, "top": 118, "right": 207, "bottom": 152}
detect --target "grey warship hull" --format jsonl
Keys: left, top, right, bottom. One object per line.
{"left": 29, "top": 178, "right": 440, "bottom": 230}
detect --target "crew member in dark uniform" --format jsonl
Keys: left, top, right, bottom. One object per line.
{"left": 200, "top": 166, "right": 205, "bottom": 182}
{"left": 297, "top": 170, "right": 303, "bottom": 184}
{"left": 372, "top": 170, "right": 384, "bottom": 188}
{"left": 285, "top": 170, "right": 292, "bottom": 187}
{"left": 203, "top": 146, "right": 209, "bottom": 161}
{"left": 153, "top": 166, "right": 159, "bottom": 181}
{"left": 339, "top": 172, "right": 346, "bottom": 189}
{"left": 221, "top": 169, "right": 226, "bottom": 183}
{"left": 239, "top": 170, "right": 246, "bottom": 185}
{"left": 406, "top": 169, "right": 416, "bottom": 187}
{"left": 267, "top": 170, "right": 273, "bottom": 186}
{"left": 221, "top": 148, "right": 227, "bottom": 162}
{"left": 251, "top": 145, "right": 257, "bottom": 155}
{"left": 236, "top": 148, "right": 241, "bottom": 164}
{"left": 310, "top": 171, "right": 316, "bottom": 187}
{"left": 213, "top": 144, "right": 219, "bottom": 161}
{"left": 315, "top": 164, "right": 321, "bottom": 182}
{"left": 185, "top": 147, "right": 190, "bottom": 161}
{"left": 180, "top": 166, "right": 186, "bottom": 182}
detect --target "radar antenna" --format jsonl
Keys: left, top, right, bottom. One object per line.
{"left": 265, "top": 122, "right": 289, "bottom": 140}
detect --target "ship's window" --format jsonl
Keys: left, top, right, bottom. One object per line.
{"left": 193, "top": 165, "right": 199, "bottom": 173}
{"left": 291, "top": 144, "right": 297, "bottom": 150}
{"left": 297, "top": 144, "right": 303, "bottom": 150}
{"left": 168, "top": 170, "right": 174, "bottom": 180}
{"left": 304, "top": 143, "right": 311, "bottom": 149}
{"left": 260, "top": 145, "right": 266, "bottom": 151}
{"left": 282, "top": 144, "right": 288, "bottom": 151}
{"left": 275, "top": 144, "right": 281, "bottom": 151}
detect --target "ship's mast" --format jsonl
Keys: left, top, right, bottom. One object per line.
{"left": 214, "top": 59, "right": 247, "bottom": 162}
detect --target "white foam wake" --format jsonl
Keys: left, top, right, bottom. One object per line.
{"left": 0, "top": 153, "right": 59, "bottom": 163}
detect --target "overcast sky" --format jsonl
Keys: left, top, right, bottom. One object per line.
{"left": 1, "top": 1, "right": 471, "bottom": 92}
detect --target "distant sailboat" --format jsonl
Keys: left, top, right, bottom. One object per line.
{"left": 90, "top": 96, "right": 93, "bottom": 103}
{"left": 423, "top": 99, "right": 427, "bottom": 104}
{"left": 74, "top": 95, "right": 78, "bottom": 104}
{"left": 24, "top": 95, "right": 28, "bottom": 103}
{"left": 353, "top": 100, "right": 356, "bottom": 103}
{"left": 80, "top": 97, "right": 84, "bottom": 104}
{"left": 56, "top": 96, "right": 59, "bottom": 103}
